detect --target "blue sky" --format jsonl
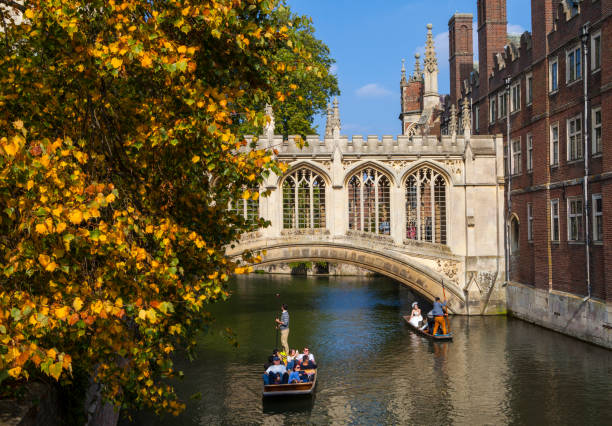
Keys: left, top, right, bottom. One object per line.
{"left": 288, "top": 0, "right": 532, "bottom": 136}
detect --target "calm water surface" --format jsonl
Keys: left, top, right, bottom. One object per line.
{"left": 124, "top": 275, "right": 612, "bottom": 425}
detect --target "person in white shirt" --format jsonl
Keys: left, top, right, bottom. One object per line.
{"left": 297, "top": 347, "right": 315, "bottom": 363}
{"left": 264, "top": 356, "right": 287, "bottom": 384}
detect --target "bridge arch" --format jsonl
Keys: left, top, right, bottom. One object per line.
{"left": 242, "top": 241, "right": 467, "bottom": 314}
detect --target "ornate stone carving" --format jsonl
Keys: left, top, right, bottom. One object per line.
{"left": 443, "top": 159, "right": 463, "bottom": 176}
{"left": 435, "top": 259, "right": 459, "bottom": 286}
{"left": 448, "top": 104, "right": 457, "bottom": 136}
{"left": 389, "top": 160, "right": 413, "bottom": 171}
{"left": 466, "top": 271, "right": 497, "bottom": 294}
{"left": 424, "top": 24, "right": 438, "bottom": 74}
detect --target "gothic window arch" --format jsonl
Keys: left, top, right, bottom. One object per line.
{"left": 405, "top": 167, "right": 447, "bottom": 244}
{"left": 282, "top": 168, "right": 326, "bottom": 229}
{"left": 348, "top": 167, "right": 391, "bottom": 235}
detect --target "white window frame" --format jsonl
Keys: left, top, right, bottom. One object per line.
{"left": 510, "top": 81, "right": 521, "bottom": 113}
{"left": 526, "top": 73, "right": 533, "bottom": 105}
{"left": 591, "top": 30, "right": 601, "bottom": 72}
{"left": 550, "top": 123, "right": 559, "bottom": 166}
{"left": 527, "top": 203, "right": 533, "bottom": 241}
{"left": 498, "top": 91, "right": 508, "bottom": 119}
{"left": 526, "top": 134, "right": 533, "bottom": 172}
{"left": 511, "top": 138, "right": 522, "bottom": 175}
{"left": 549, "top": 57, "right": 559, "bottom": 92}
{"left": 592, "top": 193, "right": 602, "bottom": 242}
{"left": 567, "top": 114, "right": 583, "bottom": 161}
{"left": 551, "top": 199, "right": 560, "bottom": 242}
{"left": 566, "top": 45, "right": 582, "bottom": 83}
{"left": 592, "top": 106, "right": 602, "bottom": 155}
{"left": 489, "top": 97, "right": 497, "bottom": 123}
{"left": 567, "top": 196, "right": 583, "bottom": 242}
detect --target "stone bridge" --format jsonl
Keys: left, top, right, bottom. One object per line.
{"left": 228, "top": 106, "right": 508, "bottom": 315}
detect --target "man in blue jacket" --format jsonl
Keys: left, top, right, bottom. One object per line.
{"left": 431, "top": 297, "right": 448, "bottom": 335}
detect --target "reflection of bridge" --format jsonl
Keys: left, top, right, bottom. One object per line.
{"left": 229, "top": 117, "right": 507, "bottom": 314}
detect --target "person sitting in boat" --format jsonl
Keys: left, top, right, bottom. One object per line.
{"left": 421, "top": 310, "right": 435, "bottom": 335}
{"left": 263, "top": 356, "right": 288, "bottom": 385}
{"left": 288, "top": 363, "right": 303, "bottom": 384}
{"left": 431, "top": 297, "right": 448, "bottom": 335}
{"left": 300, "top": 355, "right": 317, "bottom": 380}
{"left": 286, "top": 348, "right": 298, "bottom": 370}
{"left": 298, "top": 346, "right": 315, "bottom": 363}
{"left": 408, "top": 301, "right": 423, "bottom": 327}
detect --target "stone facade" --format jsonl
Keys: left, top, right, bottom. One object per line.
{"left": 231, "top": 32, "right": 507, "bottom": 314}
{"left": 444, "top": 0, "right": 612, "bottom": 347}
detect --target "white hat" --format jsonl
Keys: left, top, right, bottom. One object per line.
{"left": 412, "top": 302, "right": 418, "bottom": 308}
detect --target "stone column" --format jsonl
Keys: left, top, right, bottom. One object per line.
{"left": 390, "top": 184, "right": 405, "bottom": 244}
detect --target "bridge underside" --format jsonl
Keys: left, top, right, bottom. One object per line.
{"left": 231, "top": 239, "right": 507, "bottom": 315}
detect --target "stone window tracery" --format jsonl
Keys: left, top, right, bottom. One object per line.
{"left": 282, "top": 168, "right": 326, "bottom": 229}
{"left": 405, "top": 167, "right": 447, "bottom": 244}
{"left": 348, "top": 168, "right": 391, "bottom": 235}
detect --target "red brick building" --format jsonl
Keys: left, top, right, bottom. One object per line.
{"left": 444, "top": 0, "right": 611, "bottom": 345}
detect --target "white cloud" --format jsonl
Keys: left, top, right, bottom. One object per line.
{"left": 355, "top": 83, "right": 393, "bottom": 98}
{"left": 507, "top": 24, "right": 526, "bottom": 35}
{"left": 330, "top": 64, "right": 338, "bottom": 74}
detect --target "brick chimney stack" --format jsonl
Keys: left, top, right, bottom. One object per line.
{"left": 531, "top": 0, "right": 554, "bottom": 61}
{"left": 448, "top": 13, "right": 474, "bottom": 107}
{"left": 477, "top": 0, "right": 507, "bottom": 94}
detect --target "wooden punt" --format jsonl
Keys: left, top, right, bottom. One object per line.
{"left": 262, "top": 371, "right": 317, "bottom": 397}
{"left": 403, "top": 315, "right": 453, "bottom": 341}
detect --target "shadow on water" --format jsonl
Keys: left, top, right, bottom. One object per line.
{"left": 261, "top": 394, "right": 315, "bottom": 415}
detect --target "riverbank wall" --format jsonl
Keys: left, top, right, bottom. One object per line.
{"left": 507, "top": 282, "right": 612, "bottom": 349}
{"left": 254, "top": 262, "right": 377, "bottom": 276}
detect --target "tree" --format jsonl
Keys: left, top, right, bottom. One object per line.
{"left": 0, "top": 0, "right": 320, "bottom": 415}
{"left": 242, "top": 2, "right": 339, "bottom": 139}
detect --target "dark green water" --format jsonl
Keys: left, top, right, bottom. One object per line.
{"left": 123, "top": 275, "right": 612, "bottom": 425}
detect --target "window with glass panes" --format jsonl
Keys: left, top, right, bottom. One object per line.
{"left": 593, "top": 194, "right": 603, "bottom": 242}
{"left": 405, "top": 167, "right": 447, "bottom": 245}
{"left": 511, "top": 82, "right": 520, "bottom": 112}
{"left": 591, "top": 31, "right": 601, "bottom": 71}
{"left": 550, "top": 124, "right": 559, "bottom": 165}
{"left": 526, "top": 73, "right": 533, "bottom": 105}
{"left": 551, "top": 199, "right": 560, "bottom": 241}
{"left": 592, "top": 107, "right": 602, "bottom": 155}
{"left": 526, "top": 134, "right": 533, "bottom": 172}
{"left": 511, "top": 139, "right": 521, "bottom": 175}
{"left": 282, "top": 168, "right": 326, "bottom": 229}
{"left": 567, "top": 197, "right": 583, "bottom": 241}
{"left": 567, "top": 115, "right": 582, "bottom": 161}
{"left": 348, "top": 168, "right": 390, "bottom": 235}
{"left": 489, "top": 97, "right": 497, "bottom": 123}
{"left": 499, "top": 92, "right": 508, "bottom": 118}
{"left": 566, "top": 46, "right": 581, "bottom": 82}
{"left": 550, "top": 58, "right": 558, "bottom": 92}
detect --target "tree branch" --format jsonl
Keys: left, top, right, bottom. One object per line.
{"left": 0, "top": 1, "right": 26, "bottom": 13}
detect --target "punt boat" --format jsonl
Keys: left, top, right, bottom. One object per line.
{"left": 403, "top": 315, "right": 453, "bottom": 341}
{"left": 262, "top": 371, "right": 317, "bottom": 397}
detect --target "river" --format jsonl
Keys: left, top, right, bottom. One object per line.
{"left": 122, "top": 274, "right": 612, "bottom": 425}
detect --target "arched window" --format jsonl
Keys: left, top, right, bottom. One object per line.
{"left": 232, "top": 196, "right": 259, "bottom": 224}
{"left": 405, "top": 167, "right": 447, "bottom": 244}
{"left": 510, "top": 216, "right": 520, "bottom": 253}
{"left": 282, "top": 168, "right": 326, "bottom": 229}
{"left": 348, "top": 168, "right": 391, "bottom": 235}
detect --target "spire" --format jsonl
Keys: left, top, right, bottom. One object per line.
{"left": 462, "top": 97, "right": 471, "bottom": 139}
{"left": 325, "top": 103, "right": 333, "bottom": 138}
{"left": 264, "top": 103, "right": 275, "bottom": 140}
{"left": 449, "top": 104, "right": 457, "bottom": 137}
{"left": 332, "top": 97, "right": 341, "bottom": 138}
{"left": 401, "top": 58, "right": 407, "bottom": 85}
{"left": 411, "top": 53, "right": 422, "bottom": 82}
{"left": 424, "top": 23, "right": 438, "bottom": 74}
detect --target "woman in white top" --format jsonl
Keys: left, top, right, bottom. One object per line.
{"left": 408, "top": 301, "right": 423, "bottom": 327}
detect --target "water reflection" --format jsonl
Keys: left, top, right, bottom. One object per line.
{"left": 121, "top": 275, "right": 612, "bottom": 425}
